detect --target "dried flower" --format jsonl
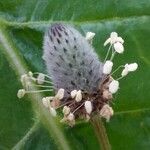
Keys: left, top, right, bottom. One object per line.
{"left": 63, "top": 106, "right": 70, "bottom": 115}
{"left": 100, "top": 104, "right": 114, "bottom": 122}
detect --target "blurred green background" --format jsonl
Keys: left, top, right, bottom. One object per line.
{"left": 0, "top": 0, "right": 150, "bottom": 150}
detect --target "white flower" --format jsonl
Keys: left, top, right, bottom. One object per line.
{"left": 49, "top": 107, "right": 57, "bottom": 117}
{"left": 37, "top": 73, "right": 45, "bottom": 84}
{"left": 75, "top": 90, "right": 82, "bottom": 102}
{"left": 104, "top": 32, "right": 124, "bottom": 46}
{"left": 103, "top": 60, "right": 113, "bottom": 74}
{"left": 71, "top": 90, "right": 77, "bottom": 98}
{"left": 84, "top": 101, "right": 92, "bottom": 114}
{"left": 67, "top": 113, "right": 75, "bottom": 121}
{"left": 121, "top": 63, "right": 138, "bottom": 77}
{"left": 85, "top": 32, "right": 95, "bottom": 42}
{"left": 100, "top": 104, "right": 114, "bottom": 122}
{"left": 55, "top": 88, "right": 64, "bottom": 100}
{"left": 17, "top": 89, "right": 26, "bottom": 98}
{"left": 114, "top": 42, "right": 124, "bottom": 53}
{"left": 109, "top": 80, "right": 119, "bottom": 94}
{"left": 63, "top": 106, "right": 70, "bottom": 115}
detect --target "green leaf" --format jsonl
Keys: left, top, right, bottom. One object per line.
{"left": 0, "top": 0, "right": 150, "bottom": 149}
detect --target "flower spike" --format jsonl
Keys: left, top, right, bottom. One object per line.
{"left": 17, "top": 23, "right": 138, "bottom": 126}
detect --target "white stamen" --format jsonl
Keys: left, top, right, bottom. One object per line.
{"left": 103, "top": 60, "right": 113, "bottom": 74}
{"left": 63, "top": 106, "right": 70, "bottom": 115}
{"left": 85, "top": 32, "right": 95, "bottom": 43}
{"left": 37, "top": 73, "right": 45, "bottom": 84}
{"left": 17, "top": 89, "right": 26, "bottom": 98}
{"left": 100, "top": 104, "right": 114, "bottom": 122}
{"left": 55, "top": 88, "right": 64, "bottom": 100}
{"left": 71, "top": 90, "right": 77, "bottom": 98}
{"left": 109, "top": 80, "right": 119, "bottom": 94}
{"left": 84, "top": 101, "right": 92, "bottom": 114}
{"left": 114, "top": 42, "right": 124, "bottom": 53}
{"left": 75, "top": 90, "right": 82, "bottom": 102}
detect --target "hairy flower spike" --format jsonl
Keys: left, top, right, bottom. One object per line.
{"left": 17, "top": 23, "right": 138, "bottom": 126}
{"left": 43, "top": 23, "right": 103, "bottom": 93}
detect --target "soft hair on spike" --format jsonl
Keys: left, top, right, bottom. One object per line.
{"left": 43, "top": 23, "right": 103, "bottom": 93}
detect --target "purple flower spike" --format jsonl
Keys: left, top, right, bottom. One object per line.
{"left": 43, "top": 23, "right": 103, "bottom": 93}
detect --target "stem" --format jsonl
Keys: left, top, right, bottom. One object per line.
{"left": 91, "top": 116, "right": 111, "bottom": 150}
{"left": 104, "top": 44, "right": 112, "bottom": 62}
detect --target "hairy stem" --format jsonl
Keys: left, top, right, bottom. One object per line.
{"left": 91, "top": 116, "right": 111, "bottom": 150}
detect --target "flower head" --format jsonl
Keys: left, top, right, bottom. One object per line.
{"left": 17, "top": 24, "right": 138, "bottom": 126}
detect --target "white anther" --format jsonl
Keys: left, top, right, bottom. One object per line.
{"left": 109, "top": 80, "right": 119, "bottom": 94}
{"left": 103, "top": 60, "right": 113, "bottom": 74}
{"left": 127, "top": 63, "right": 138, "bottom": 72}
{"left": 75, "top": 90, "right": 82, "bottom": 102}
{"left": 55, "top": 88, "right": 64, "bottom": 100}
{"left": 17, "top": 89, "right": 26, "bottom": 98}
{"left": 85, "top": 32, "right": 95, "bottom": 42}
{"left": 71, "top": 90, "right": 77, "bottom": 98}
{"left": 67, "top": 113, "right": 75, "bottom": 121}
{"left": 84, "top": 101, "right": 92, "bottom": 114}
{"left": 63, "top": 106, "right": 70, "bottom": 115}
{"left": 114, "top": 42, "right": 124, "bottom": 53}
